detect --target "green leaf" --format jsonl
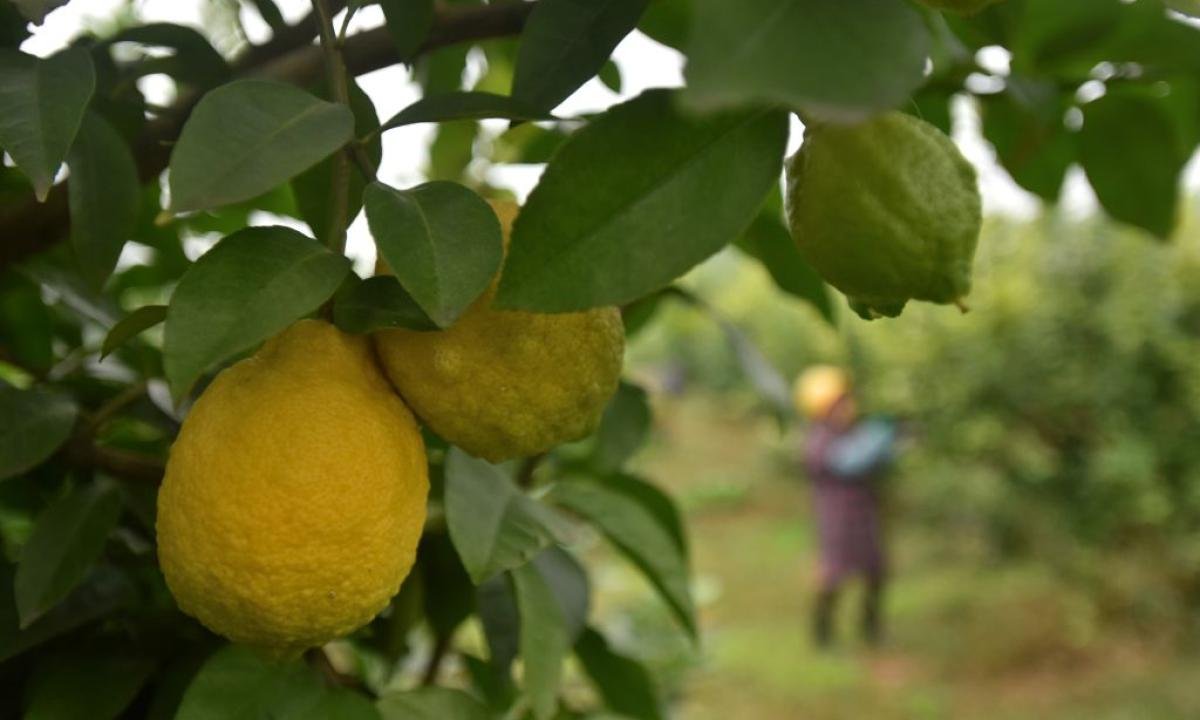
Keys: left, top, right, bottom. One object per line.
{"left": 377, "top": 687, "right": 490, "bottom": 720}
{"left": 381, "top": 91, "right": 550, "bottom": 132}
{"left": 332, "top": 275, "right": 437, "bottom": 334}
{"left": 176, "top": 645, "right": 380, "bottom": 720}
{"left": 683, "top": 0, "right": 930, "bottom": 121}
{"left": 477, "top": 573, "right": 521, "bottom": 673}
{"left": 597, "top": 60, "right": 622, "bottom": 93}
{"left": 575, "top": 627, "right": 663, "bottom": 720}
{"left": 512, "top": 551, "right": 580, "bottom": 720}
{"left": 11, "top": 0, "right": 70, "bottom": 24}
{"left": 0, "top": 272, "right": 53, "bottom": 373}
{"left": 15, "top": 482, "right": 122, "bottom": 627}
{"left": 511, "top": 0, "right": 649, "bottom": 112}
{"left": 418, "top": 532, "right": 475, "bottom": 638}
{"left": 168, "top": 80, "right": 354, "bottom": 212}
{"left": 380, "top": 0, "right": 435, "bottom": 60}
{"left": 980, "top": 79, "right": 1075, "bottom": 203}
{"left": 163, "top": 225, "right": 351, "bottom": 400}
{"left": 491, "top": 122, "right": 570, "bottom": 165}
{"left": 1080, "top": 92, "right": 1185, "bottom": 240}
{"left": 248, "top": 0, "right": 286, "bottom": 31}
{"left": 638, "top": 0, "right": 691, "bottom": 50}
{"left": 736, "top": 199, "right": 833, "bottom": 323}
{"left": 1167, "top": 0, "right": 1200, "bottom": 17}
{"left": 531, "top": 546, "right": 590, "bottom": 644}
{"left": 495, "top": 90, "right": 788, "bottom": 312}
{"left": 0, "top": 567, "right": 136, "bottom": 663}
{"left": 549, "top": 475, "right": 695, "bottom": 636}
{"left": 592, "top": 382, "right": 652, "bottom": 473}
{"left": 364, "top": 180, "right": 503, "bottom": 327}
{"left": 293, "top": 78, "right": 381, "bottom": 243}
{"left": 25, "top": 647, "right": 155, "bottom": 720}
{"left": 110, "top": 23, "right": 231, "bottom": 87}
{"left": 0, "top": 385, "right": 78, "bottom": 481}
{"left": 101, "top": 304, "right": 167, "bottom": 359}
{"left": 0, "top": 47, "right": 95, "bottom": 200}
{"left": 444, "top": 448, "right": 565, "bottom": 584}
{"left": 67, "top": 112, "right": 140, "bottom": 288}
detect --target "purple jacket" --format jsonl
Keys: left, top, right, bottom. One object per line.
{"left": 805, "top": 419, "right": 894, "bottom": 586}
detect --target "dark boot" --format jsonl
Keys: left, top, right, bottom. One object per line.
{"left": 813, "top": 587, "right": 838, "bottom": 649}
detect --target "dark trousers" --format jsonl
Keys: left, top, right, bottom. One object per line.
{"left": 812, "top": 571, "right": 885, "bottom": 648}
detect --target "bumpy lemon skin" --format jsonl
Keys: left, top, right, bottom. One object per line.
{"left": 785, "top": 112, "right": 981, "bottom": 319}
{"left": 373, "top": 202, "right": 625, "bottom": 463}
{"left": 157, "top": 319, "right": 428, "bottom": 655}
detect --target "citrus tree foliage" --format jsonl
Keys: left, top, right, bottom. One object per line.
{"left": 0, "top": 1, "right": 1198, "bottom": 718}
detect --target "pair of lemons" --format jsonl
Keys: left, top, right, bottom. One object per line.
{"left": 156, "top": 203, "right": 624, "bottom": 654}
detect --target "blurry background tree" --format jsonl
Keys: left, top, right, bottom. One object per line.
{"left": 1, "top": 0, "right": 1200, "bottom": 718}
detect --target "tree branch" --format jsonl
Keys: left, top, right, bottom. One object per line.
{"left": 0, "top": 1, "right": 535, "bottom": 273}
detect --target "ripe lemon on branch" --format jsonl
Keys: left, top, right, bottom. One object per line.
{"left": 785, "top": 112, "right": 982, "bottom": 319}
{"left": 157, "top": 320, "right": 428, "bottom": 655}
{"left": 373, "top": 201, "right": 625, "bottom": 462}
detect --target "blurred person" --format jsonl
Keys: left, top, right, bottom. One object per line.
{"left": 796, "top": 366, "right": 898, "bottom": 648}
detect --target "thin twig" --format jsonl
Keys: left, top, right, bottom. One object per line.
{"left": 516, "top": 453, "right": 546, "bottom": 489}
{"left": 305, "top": 647, "right": 373, "bottom": 695}
{"left": 85, "top": 382, "right": 148, "bottom": 437}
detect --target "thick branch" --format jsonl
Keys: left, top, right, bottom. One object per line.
{"left": 0, "top": 1, "right": 535, "bottom": 272}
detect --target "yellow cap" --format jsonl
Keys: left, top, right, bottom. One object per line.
{"left": 794, "top": 365, "right": 850, "bottom": 418}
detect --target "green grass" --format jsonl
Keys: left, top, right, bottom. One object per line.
{"left": 587, "top": 393, "right": 1200, "bottom": 719}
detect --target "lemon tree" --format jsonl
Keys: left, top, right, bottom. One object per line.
{"left": 1, "top": 0, "right": 1198, "bottom": 718}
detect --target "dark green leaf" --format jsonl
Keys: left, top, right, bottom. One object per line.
{"left": 377, "top": 687, "right": 490, "bottom": 720}
{"left": 683, "top": 0, "right": 929, "bottom": 121}
{"left": 736, "top": 200, "right": 833, "bottom": 323}
{"left": 168, "top": 80, "right": 354, "bottom": 212}
{"left": 248, "top": 0, "right": 286, "bottom": 31}
{"left": 444, "top": 449, "right": 565, "bottom": 584}
{"left": 549, "top": 475, "right": 695, "bottom": 636}
{"left": 15, "top": 482, "right": 122, "bottom": 627}
{"left": 333, "top": 275, "right": 437, "bottom": 334}
{"left": 491, "top": 123, "right": 570, "bottom": 165}
{"left": 0, "top": 567, "right": 136, "bottom": 663}
{"left": 512, "top": 557, "right": 570, "bottom": 720}
{"left": 364, "top": 180, "right": 503, "bottom": 327}
{"left": 380, "top": 0, "right": 435, "bottom": 60}
{"left": 512, "top": 0, "right": 649, "bottom": 112}
{"left": 25, "top": 647, "right": 155, "bottom": 720}
{"left": 1167, "top": 0, "right": 1200, "bottom": 17}
{"left": 597, "top": 60, "right": 622, "bottom": 93}
{"left": 67, "top": 112, "right": 140, "bottom": 288}
{"left": 0, "top": 272, "right": 53, "bottom": 373}
{"left": 101, "top": 304, "right": 167, "bottom": 359}
{"left": 575, "top": 627, "right": 663, "bottom": 720}
{"left": 163, "top": 225, "right": 351, "bottom": 399}
{"left": 638, "top": 0, "right": 691, "bottom": 49}
{"left": 382, "top": 91, "right": 551, "bottom": 132}
{"left": 477, "top": 573, "right": 520, "bottom": 673}
{"left": 530, "top": 546, "right": 589, "bottom": 645}
{"left": 980, "top": 80, "right": 1074, "bottom": 203}
{"left": 496, "top": 90, "right": 788, "bottom": 312}
{"left": 110, "top": 23, "right": 231, "bottom": 87}
{"left": 0, "top": 385, "right": 77, "bottom": 481}
{"left": 176, "top": 646, "right": 380, "bottom": 720}
{"left": 592, "top": 382, "right": 651, "bottom": 473}
{"left": 419, "top": 532, "right": 475, "bottom": 638}
{"left": 0, "top": 47, "right": 95, "bottom": 200}
{"left": 293, "top": 78, "right": 381, "bottom": 242}
{"left": 11, "top": 0, "right": 70, "bottom": 24}
{"left": 1081, "top": 92, "right": 1185, "bottom": 240}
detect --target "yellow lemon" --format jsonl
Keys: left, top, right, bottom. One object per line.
{"left": 157, "top": 319, "right": 428, "bottom": 654}
{"left": 373, "top": 201, "right": 625, "bottom": 462}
